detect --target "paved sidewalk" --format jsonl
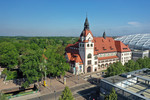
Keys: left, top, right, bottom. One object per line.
{"left": 6, "top": 71, "right": 102, "bottom": 100}
{"left": 9, "top": 72, "right": 89, "bottom": 100}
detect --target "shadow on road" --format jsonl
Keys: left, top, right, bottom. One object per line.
{"left": 76, "top": 86, "right": 100, "bottom": 100}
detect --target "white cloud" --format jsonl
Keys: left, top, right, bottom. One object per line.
{"left": 127, "top": 21, "right": 140, "bottom": 27}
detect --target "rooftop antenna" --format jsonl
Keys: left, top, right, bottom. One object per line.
{"left": 86, "top": 12, "right": 87, "bottom": 18}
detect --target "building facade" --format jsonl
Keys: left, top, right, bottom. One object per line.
{"left": 65, "top": 18, "right": 131, "bottom": 75}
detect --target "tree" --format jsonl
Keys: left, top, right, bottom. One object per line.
{"left": 44, "top": 46, "right": 70, "bottom": 77}
{"left": 124, "top": 60, "right": 135, "bottom": 72}
{"left": 59, "top": 86, "right": 74, "bottom": 100}
{"left": 105, "top": 88, "right": 117, "bottom": 100}
{"left": 106, "top": 62, "right": 125, "bottom": 77}
{"left": 0, "top": 42, "right": 19, "bottom": 70}
{"left": 20, "top": 49, "right": 42, "bottom": 88}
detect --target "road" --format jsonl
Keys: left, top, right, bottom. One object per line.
{"left": 29, "top": 83, "right": 98, "bottom": 100}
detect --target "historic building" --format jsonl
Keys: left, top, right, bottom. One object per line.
{"left": 65, "top": 17, "right": 131, "bottom": 75}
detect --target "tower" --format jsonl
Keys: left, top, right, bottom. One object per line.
{"left": 79, "top": 17, "right": 94, "bottom": 73}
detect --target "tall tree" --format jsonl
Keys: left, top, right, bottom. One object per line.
{"left": 59, "top": 86, "right": 74, "bottom": 100}
{"left": 0, "top": 42, "right": 19, "bottom": 70}
{"left": 44, "top": 46, "right": 70, "bottom": 77}
{"left": 20, "top": 49, "right": 42, "bottom": 88}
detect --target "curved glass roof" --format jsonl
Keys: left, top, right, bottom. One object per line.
{"left": 115, "top": 34, "right": 150, "bottom": 50}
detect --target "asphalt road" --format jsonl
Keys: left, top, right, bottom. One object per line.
{"left": 28, "top": 83, "right": 98, "bottom": 100}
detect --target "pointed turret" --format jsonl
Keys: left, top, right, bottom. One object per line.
{"left": 103, "top": 31, "right": 106, "bottom": 39}
{"left": 84, "top": 17, "right": 89, "bottom": 30}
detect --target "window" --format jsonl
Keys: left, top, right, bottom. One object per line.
{"left": 87, "top": 53, "right": 92, "bottom": 58}
{"left": 94, "top": 56, "right": 97, "bottom": 59}
{"left": 87, "top": 44, "right": 89, "bottom": 47}
{"left": 91, "top": 44, "right": 93, "bottom": 47}
{"left": 95, "top": 61, "right": 97, "bottom": 65}
{"left": 98, "top": 65, "right": 100, "bottom": 69}
{"left": 82, "top": 44, "right": 84, "bottom": 47}
{"left": 88, "top": 60, "right": 91, "bottom": 65}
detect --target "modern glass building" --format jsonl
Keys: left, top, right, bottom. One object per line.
{"left": 115, "top": 34, "right": 150, "bottom": 50}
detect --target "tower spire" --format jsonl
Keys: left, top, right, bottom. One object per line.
{"left": 84, "top": 17, "right": 89, "bottom": 30}
{"left": 103, "top": 31, "right": 106, "bottom": 39}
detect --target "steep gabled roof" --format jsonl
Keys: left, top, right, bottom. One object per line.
{"left": 94, "top": 37, "right": 117, "bottom": 54}
{"left": 115, "top": 41, "right": 131, "bottom": 52}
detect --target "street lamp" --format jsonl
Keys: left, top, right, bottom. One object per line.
{"left": 54, "top": 90, "right": 56, "bottom": 100}
{"left": 53, "top": 86, "right": 56, "bottom": 100}
{"left": 78, "top": 75, "right": 79, "bottom": 84}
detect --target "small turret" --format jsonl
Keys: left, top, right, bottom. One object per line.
{"left": 84, "top": 17, "right": 89, "bottom": 30}
{"left": 103, "top": 31, "right": 106, "bottom": 39}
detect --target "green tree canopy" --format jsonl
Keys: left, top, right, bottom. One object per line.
{"left": 59, "top": 86, "right": 74, "bottom": 100}
{"left": 105, "top": 88, "right": 117, "bottom": 100}
{"left": 0, "top": 42, "right": 19, "bottom": 69}
{"left": 20, "top": 49, "right": 42, "bottom": 88}
{"left": 44, "top": 46, "right": 70, "bottom": 77}
{"left": 106, "top": 62, "right": 125, "bottom": 77}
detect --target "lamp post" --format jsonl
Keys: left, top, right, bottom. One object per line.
{"left": 78, "top": 74, "right": 79, "bottom": 84}
{"left": 53, "top": 86, "right": 56, "bottom": 100}
{"left": 54, "top": 90, "right": 56, "bottom": 100}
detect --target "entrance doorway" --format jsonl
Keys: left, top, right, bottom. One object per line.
{"left": 87, "top": 66, "right": 91, "bottom": 73}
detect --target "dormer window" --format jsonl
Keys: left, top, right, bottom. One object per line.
{"left": 103, "top": 47, "right": 106, "bottom": 50}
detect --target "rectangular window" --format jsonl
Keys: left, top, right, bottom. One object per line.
{"left": 95, "top": 61, "right": 97, "bottom": 65}
{"left": 88, "top": 60, "right": 91, "bottom": 65}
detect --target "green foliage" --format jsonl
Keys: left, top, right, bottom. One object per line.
{"left": 106, "top": 62, "right": 125, "bottom": 77}
{"left": 44, "top": 45, "right": 70, "bottom": 77}
{"left": 0, "top": 93, "right": 8, "bottom": 100}
{"left": 0, "top": 42, "right": 19, "bottom": 69}
{"left": 59, "top": 86, "right": 74, "bottom": 100}
{"left": 107, "top": 57, "right": 150, "bottom": 77}
{"left": 20, "top": 49, "right": 42, "bottom": 88}
{"left": 105, "top": 88, "right": 117, "bottom": 100}
{"left": 2, "top": 69, "right": 17, "bottom": 80}
{"left": 0, "top": 37, "right": 77, "bottom": 87}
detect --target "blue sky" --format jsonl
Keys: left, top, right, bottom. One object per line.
{"left": 0, "top": 0, "right": 150, "bottom": 36}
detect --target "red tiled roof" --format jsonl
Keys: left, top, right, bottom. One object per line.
{"left": 66, "top": 53, "right": 83, "bottom": 64}
{"left": 66, "top": 43, "right": 83, "bottom": 64}
{"left": 94, "top": 37, "right": 117, "bottom": 54}
{"left": 65, "top": 35, "right": 130, "bottom": 63}
{"left": 115, "top": 41, "right": 131, "bottom": 52}
{"left": 98, "top": 56, "right": 118, "bottom": 60}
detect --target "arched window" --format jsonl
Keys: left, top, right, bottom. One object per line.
{"left": 91, "top": 44, "right": 93, "bottom": 47}
{"left": 87, "top": 53, "right": 92, "bottom": 58}
{"left": 87, "top": 44, "right": 89, "bottom": 47}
